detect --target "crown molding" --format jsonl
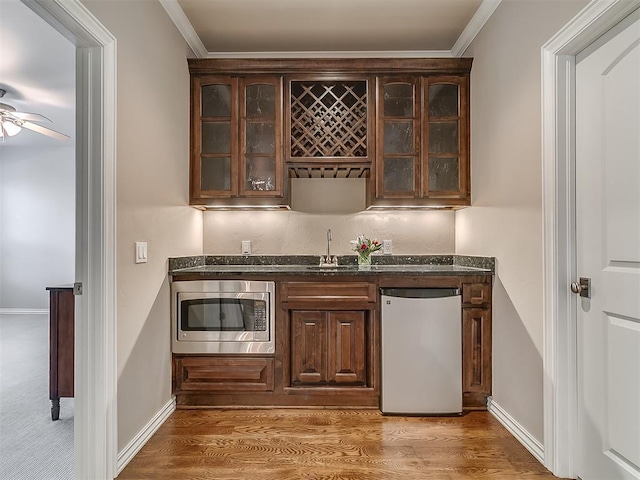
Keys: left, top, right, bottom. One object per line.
{"left": 204, "top": 50, "right": 452, "bottom": 59}
{"left": 451, "top": 0, "right": 502, "bottom": 57}
{"left": 161, "top": 0, "right": 499, "bottom": 59}
{"left": 159, "top": 0, "right": 207, "bottom": 57}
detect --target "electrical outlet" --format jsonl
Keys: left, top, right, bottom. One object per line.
{"left": 383, "top": 240, "right": 393, "bottom": 255}
{"left": 135, "top": 242, "right": 148, "bottom": 264}
{"left": 241, "top": 240, "right": 251, "bottom": 255}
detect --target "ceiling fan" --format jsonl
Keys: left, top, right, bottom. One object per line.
{"left": 0, "top": 88, "right": 70, "bottom": 142}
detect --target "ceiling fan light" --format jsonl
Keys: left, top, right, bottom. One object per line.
{"left": 1, "top": 120, "right": 22, "bottom": 137}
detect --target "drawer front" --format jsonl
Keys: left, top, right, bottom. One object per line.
{"left": 282, "top": 282, "right": 376, "bottom": 303}
{"left": 175, "top": 356, "right": 274, "bottom": 392}
{"left": 462, "top": 283, "right": 492, "bottom": 306}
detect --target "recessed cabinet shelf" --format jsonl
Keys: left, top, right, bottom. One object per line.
{"left": 189, "top": 59, "right": 472, "bottom": 209}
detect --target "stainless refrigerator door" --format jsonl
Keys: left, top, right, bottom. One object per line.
{"left": 381, "top": 292, "right": 462, "bottom": 414}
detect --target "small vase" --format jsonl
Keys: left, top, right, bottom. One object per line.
{"left": 357, "top": 253, "right": 372, "bottom": 269}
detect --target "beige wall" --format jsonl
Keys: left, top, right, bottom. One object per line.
{"left": 81, "top": 0, "right": 202, "bottom": 452}
{"left": 456, "top": 0, "right": 587, "bottom": 443}
{"left": 203, "top": 209, "right": 455, "bottom": 255}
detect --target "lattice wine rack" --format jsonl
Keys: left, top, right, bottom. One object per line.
{"left": 289, "top": 81, "right": 368, "bottom": 160}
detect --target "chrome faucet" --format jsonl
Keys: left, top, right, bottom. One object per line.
{"left": 319, "top": 229, "right": 339, "bottom": 267}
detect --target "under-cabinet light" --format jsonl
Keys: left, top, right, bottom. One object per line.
{"left": 198, "top": 205, "right": 291, "bottom": 211}
{"left": 365, "top": 205, "right": 458, "bottom": 211}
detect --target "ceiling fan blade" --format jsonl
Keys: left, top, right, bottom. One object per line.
{"left": 13, "top": 111, "right": 52, "bottom": 122}
{"left": 21, "top": 120, "right": 70, "bottom": 140}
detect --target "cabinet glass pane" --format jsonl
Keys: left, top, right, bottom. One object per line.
{"left": 383, "top": 84, "right": 414, "bottom": 117}
{"left": 428, "top": 84, "right": 459, "bottom": 117}
{"left": 246, "top": 157, "right": 276, "bottom": 191}
{"left": 383, "top": 157, "right": 414, "bottom": 192}
{"left": 202, "top": 84, "right": 231, "bottom": 117}
{"left": 246, "top": 122, "right": 275, "bottom": 155}
{"left": 202, "top": 122, "right": 231, "bottom": 154}
{"left": 429, "top": 121, "right": 458, "bottom": 154}
{"left": 429, "top": 157, "right": 459, "bottom": 192}
{"left": 201, "top": 157, "right": 231, "bottom": 191}
{"left": 383, "top": 121, "right": 413, "bottom": 154}
{"left": 246, "top": 84, "right": 275, "bottom": 117}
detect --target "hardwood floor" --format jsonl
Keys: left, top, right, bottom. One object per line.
{"left": 117, "top": 409, "right": 562, "bottom": 479}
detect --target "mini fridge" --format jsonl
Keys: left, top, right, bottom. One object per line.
{"left": 380, "top": 288, "right": 462, "bottom": 415}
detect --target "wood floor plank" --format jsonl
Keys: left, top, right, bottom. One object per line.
{"left": 117, "top": 410, "right": 563, "bottom": 479}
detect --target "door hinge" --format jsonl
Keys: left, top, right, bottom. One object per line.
{"left": 73, "top": 282, "right": 83, "bottom": 296}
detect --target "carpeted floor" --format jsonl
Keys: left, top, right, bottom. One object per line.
{"left": 0, "top": 313, "right": 74, "bottom": 480}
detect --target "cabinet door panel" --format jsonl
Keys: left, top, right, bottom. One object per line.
{"left": 428, "top": 83, "right": 459, "bottom": 117}
{"left": 202, "top": 84, "right": 232, "bottom": 117}
{"left": 382, "top": 157, "right": 416, "bottom": 193}
{"left": 428, "top": 121, "right": 459, "bottom": 154}
{"left": 175, "top": 356, "right": 274, "bottom": 392}
{"left": 201, "top": 157, "right": 232, "bottom": 191}
{"left": 240, "top": 77, "right": 283, "bottom": 198}
{"left": 376, "top": 77, "right": 420, "bottom": 199}
{"left": 328, "top": 312, "right": 366, "bottom": 385}
{"left": 202, "top": 122, "right": 232, "bottom": 154}
{"left": 428, "top": 157, "right": 460, "bottom": 192}
{"left": 462, "top": 308, "right": 492, "bottom": 396}
{"left": 191, "top": 76, "right": 238, "bottom": 200}
{"left": 423, "top": 76, "right": 469, "bottom": 201}
{"left": 291, "top": 311, "right": 327, "bottom": 384}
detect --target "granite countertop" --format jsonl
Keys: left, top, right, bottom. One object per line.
{"left": 169, "top": 255, "right": 494, "bottom": 277}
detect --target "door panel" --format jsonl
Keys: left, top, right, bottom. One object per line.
{"left": 328, "top": 311, "right": 366, "bottom": 385}
{"left": 290, "top": 311, "right": 327, "bottom": 384}
{"left": 576, "top": 11, "right": 640, "bottom": 480}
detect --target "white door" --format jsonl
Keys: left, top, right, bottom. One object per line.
{"left": 575, "top": 10, "right": 640, "bottom": 480}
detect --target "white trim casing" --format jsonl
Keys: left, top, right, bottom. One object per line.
{"left": 117, "top": 397, "right": 177, "bottom": 474}
{"left": 488, "top": 397, "right": 545, "bottom": 464}
{"left": 451, "top": 0, "right": 503, "bottom": 57}
{"left": 20, "top": 1, "right": 118, "bottom": 479}
{"left": 541, "top": 0, "right": 640, "bottom": 478}
{"left": 0, "top": 308, "right": 49, "bottom": 315}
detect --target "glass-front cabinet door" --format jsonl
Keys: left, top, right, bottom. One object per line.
{"left": 423, "top": 76, "right": 469, "bottom": 201}
{"left": 191, "top": 76, "right": 238, "bottom": 201}
{"left": 190, "top": 75, "right": 284, "bottom": 206}
{"left": 239, "top": 77, "right": 283, "bottom": 197}
{"left": 376, "top": 77, "right": 419, "bottom": 198}
{"left": 374, "top": 75, "right": 470, "bottom": 207}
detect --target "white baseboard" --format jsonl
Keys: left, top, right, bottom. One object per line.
{"left": 0, "top": 308, "right": 49, "bottom": 315}
{"left": 487, "top": 397, "right": 545, "bottom": 464}
{"left": 117, "top": 396, "right": 176, "bottom": 474}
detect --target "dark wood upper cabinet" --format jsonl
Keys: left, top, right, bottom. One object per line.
{"left": 190, "top": 74, "right": 285, "bottom": 207}
{"left": 188, "top": 59, "right": 471, "bottom": 209}
{"left": 372, "top": 75, "right": 470, "bottom": 207}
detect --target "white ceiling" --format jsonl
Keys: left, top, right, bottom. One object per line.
{"left": 0, "top": 0, "right": 75, "bottom": 148}
{"left": 176, "top": 0, "right": 485, "bottom": 54}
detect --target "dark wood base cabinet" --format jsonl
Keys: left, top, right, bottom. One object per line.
{"left": 172, "top": 275, "right": 491, "bottom": 410}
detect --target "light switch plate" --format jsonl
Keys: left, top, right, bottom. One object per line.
{"left": 383, "top": 240, "right": 393, "bottom": 255}
{"left": 135, "top": 242, "right": 148, "bottom": 264}
{"left": 241, "top": 240, "right": 251, "bottom": 255}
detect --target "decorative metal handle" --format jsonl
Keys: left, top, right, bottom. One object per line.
{"left": 571, "top": 277, "right": 591, "bottom": 298}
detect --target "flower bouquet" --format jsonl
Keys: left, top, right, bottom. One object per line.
{"left": 350, "top": 235, "right": 382, "bottom": 267}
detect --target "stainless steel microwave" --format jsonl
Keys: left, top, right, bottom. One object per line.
{"left": 171, "top": 280, "right": 275, "bottom": 354}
